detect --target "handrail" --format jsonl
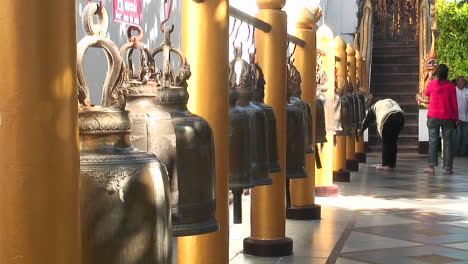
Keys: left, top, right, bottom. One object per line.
{"left": 229, "top": 6, "right": 271, "bottom": 33}
{"left": 229, "top": 6, "right": 307, "bottom": 48}
{"left": 287, "top": 34, "right": 305, "bottom": 47}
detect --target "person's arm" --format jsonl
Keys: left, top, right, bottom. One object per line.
{"left": 359, "top": 108, "right": 376, "bottom": 135}
{"left": 451, "top": 85, "right": 459, "bottom": 121}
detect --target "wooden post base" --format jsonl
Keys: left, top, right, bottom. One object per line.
{"left": 355, "top": 152, "right": 367, "bottom": 163}
{"left": 346, "top": 158, "right": 360, "bottom": 171}
{"left": 286, "top": 204, "right": 321, "bottom": 220}
{"left": 333, "top": 169, "right": 350, "bottom": 182}
{"left": 243, "top": 237, "right": 293, "bottom": 257}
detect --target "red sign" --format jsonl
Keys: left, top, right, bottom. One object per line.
{"left": 113, "top": 0, "right": 141, "bottom": 26}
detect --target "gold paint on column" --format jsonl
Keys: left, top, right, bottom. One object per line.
{"left": 355, "top": 49, "right": 365, "bottom": 153}
{"left": 290, "top": 7, "right": 321, "bottom": 206}
{"left": 178, "top": 0, "right": 230, "bottom": 263}
{"left": 333, "top": 36, "right": 347, "bottom": 172}
{"left": 252, "top": 2, "right": 288, "bottom": 239}
{"left": 345, "top": 43, "right": 356, "bottom": 161}
{"left": 347, "top": 44, "right": 357, "bottom": 89}
{"left": 0, "top": 1, "right": 81, "bottom": 264}
{"left": 315, "top": 25, "right": 335, "bottom": 187}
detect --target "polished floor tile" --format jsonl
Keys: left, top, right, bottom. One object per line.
{"left": 227, "top": 154, "right": 468, "bottom": 264}
{"left": 341, "top": 232, "right": 422, "bottom": 253}
{"left": 342, "top": 245, "right": 468, "bottom": 264}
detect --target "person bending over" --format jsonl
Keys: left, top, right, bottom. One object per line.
{"left": 359, "top": 98, "right": 405, "bottom": 171}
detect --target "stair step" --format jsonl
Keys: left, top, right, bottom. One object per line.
{"left": 372, "top": 74, "right": 419, "bottom": 83}
{"left": 367, "top": 145, "right": 419, "bottom": 153}
{"left": 369, "top": 40, "right": 420, "bottom": 154}
{"left": 373, "top": 40, "right": 418, "bottom": 48}
{"left": 373, "top": 93, "right": 418, "bottom": 104}
{"left": 369, "top": 134, "right": 419, "bottom": 145}
{"left": 370, "top": 83, "right": 419, "bottom": 93}
{"left": 373, "top": 64, "right": 419, "bottom": 73}
{"left": 373, "top": 72, "right": 419, "bottom": 78}
{"left": 373, "top": 55, "right": 419, "bottom": 64}
{"left": 373, "top": 47, "right": 419, "bottom": 56}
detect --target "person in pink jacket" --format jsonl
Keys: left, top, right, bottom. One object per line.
{"left": 424, "top": 64, "right": 459, "bottom": 174}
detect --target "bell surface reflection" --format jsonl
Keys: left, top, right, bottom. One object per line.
{"left": 250, "top": 53, "right": 281, "bottom": 173}
{"left": 149, "top": 27, "right": 218, "bottom": 236}
{"left": 77, "top": 4, "right": 171, "bottom": 263}
{"left": 231, "top": 46, "right": 272, "bottom": 186}
{"left": 228, "top": 62, "right": 254, "bottom": 224}
{"left": 286, "top": 60, "right": 307, "bottom": 180}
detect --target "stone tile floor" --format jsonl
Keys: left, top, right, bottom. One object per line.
{"left": 229, "top": 153, "right": 468, "bottom": 264}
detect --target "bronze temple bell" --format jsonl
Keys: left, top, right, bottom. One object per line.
{"left": 227, "top": 56, "right": 254, "bottom": 224}
{"left": 77, "top": 4, "right": 170, "bottom": 263}
{"left": 151, "top": 27, "right": 218, "bottom": 236}
{"left": 250, "top": 53, "right": 281, "bottom": 174}
{"left": 288, "top": 59, "right": 314, "bottom": 155}
{"left": 232, "top": 45, "right": 272, "bottom": 186}
{"left": 286, "top": 60, "right": 307, "bottom": 180}
{"left": 123, "top": 26, "right": 218, "bottom": 236}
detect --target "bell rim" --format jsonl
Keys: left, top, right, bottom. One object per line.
{"left": 172, "top": 217, "right": 219, "bottom": 237}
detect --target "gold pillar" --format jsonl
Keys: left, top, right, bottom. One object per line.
{"left": 0, "top": 2, "right": 81, "bottom": 264}
{"left": 333, "top": 36, "right": 350, "bottom": 182}
{"left": 178, "top": 1, "right": 230, "bottom": 263}
{"left": 355, "top": 49, "right": 366, "bottom": 162}
{"left": 244, "top": 0, "right": 293, "bottom": 257}
{"left": 288, "top": 7, "right": 321, "bottom": 219}
{"left": 315, "top": 25, "right": 338, "bottom": 196}
{"left": 345, "top": 43, "right": 359, "bottom": 171}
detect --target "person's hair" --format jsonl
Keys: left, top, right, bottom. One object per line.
{"left": 434, "top": 64, "right": 449, "bottom": 81}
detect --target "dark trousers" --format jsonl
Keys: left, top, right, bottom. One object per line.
{"left": 381, "top": 112, "right": 405, "bottom": 167}
{"left": 427, "top": 117, "right": 456, "bottom": 169}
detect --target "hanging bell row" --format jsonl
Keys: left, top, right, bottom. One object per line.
{"left": 334, "top": 75, "right": 353, "bottom": 136}
{"left": 227, "top": 44, "right": 280, "bottom": 224}
{"left": 316, "top": 54, "right": 336, "bottom": 137}
{"left": 77, "top": 4, "right": 170, "bottom": 264}
{"left": 121, "top": 26, "right": 218, "bottom": 236}
{"left": 78, "top": 2, "right": 218, "bottom": 252}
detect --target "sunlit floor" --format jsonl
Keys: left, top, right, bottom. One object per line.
{"left": 229, "top": 153, "right": 468, "bottom": 264}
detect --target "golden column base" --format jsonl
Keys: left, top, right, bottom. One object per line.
{"left": 0, "top": 1, "right": 81, "bottom": 264}
{"left": 333, "top": 36, "right": 350, "bottom": 182}
{"left": 315, "top": 136, "right": 339, "bottom": 196}
{"left": 346, "top": 133, "right": 359, "bottom": 171}
{"left": 354, "top": 49, "right": 367, "bottom": 163}
{"left": 345, "top": 43, "right": 359, "bottom": 172}
{"left": 355, "top": 135, "right": 367, "bottom": 163}
{"left": 334, "top": 135, "right": 350, "bottom": 182}
{"left": 178, "top": 0, "right": 230, "bottom": 263}
{"left": 288, "top": 7, "right": 322, "bottom": 220}
{"left": 245, "top": 2, "right": 292, "bottom": 257}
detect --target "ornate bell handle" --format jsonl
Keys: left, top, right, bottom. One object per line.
{"left": 151, "top": 27, "right": 190, "bottom": 88}
{"left": 82, "top": 2, "right": 109, "bottom": 37}
{"left": 120, "top": 26, "right": 153, "bottom": 83}
{"left": 77, "top": 3, "right": 124, "bottom": 108}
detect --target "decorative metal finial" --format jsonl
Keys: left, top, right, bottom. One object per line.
{"left": 152, "top": 27, "right": 191, "bottom": 89}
